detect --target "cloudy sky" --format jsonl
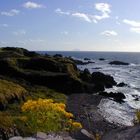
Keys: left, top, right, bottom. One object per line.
{"left": 0, "top": 0, "right": 140, "bottom": 51}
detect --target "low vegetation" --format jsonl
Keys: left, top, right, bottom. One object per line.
{"left": 0, "top": 79, "right": 26, "bottom": 109}
{"left": 135, "top": 110, "right": 140, "bottom": 123}
{"left": 21, "top": 98, "right": 82, "bottom": 133}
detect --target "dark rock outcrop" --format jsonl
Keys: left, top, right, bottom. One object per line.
{"left": 0, "top": 47, "right": 117, "bottom": 95}
{"left": 69, "top": 58, "right": 94, "bottom": 65}
{"left": 91, "top": 72, "right": 117, "bottom": 88}
{"left": 99, "top": 58, "right": 105, "bottom": 61}
{"left": 92, "top": 67, "right": 102, "bottom": 70}
{"left": 117, "top": 82, "right": 127, "bottom": 87}
{"left": 99, "top": 91, "right": 126, "bottom": 103}
{"left": 102, "top": 125, "right": 140, "bottom": 140}
{"left": 109, "top": 61, "right": 129, "bottom": 65}
{"left": 80, "top": 69, "right": 92, "bottom": 83}
{"left": 132, "top": 95, "right": 140, "bottom": 101}
{"left": 84, "top": 58, "right": 90, "bottom": 61}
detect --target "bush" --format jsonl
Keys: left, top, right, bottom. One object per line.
{"left": 21, "top": 98, "right": 82, "bottom": 133}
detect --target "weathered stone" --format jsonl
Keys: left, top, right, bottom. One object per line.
{"left": 91, "top": 72, "right": 117, "bottom": 88}
{"left": 36, "top": 132, "right": 47, "bottom": 139}
{"left": 99, "top": 91, "right": 126, "bottom": 103}
{"left": 117, "top": 82, "right": 127, "bottom": 87}
{"left": 109, "top": 61, "right": 129, "bottom": 65}
{"left": 9, "top": 136, "right": 23, "bottom": 140}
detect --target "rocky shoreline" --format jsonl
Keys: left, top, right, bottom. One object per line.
{"left": 0, "top": 47, "right": 139, "bottom": 140}
{"left": 67, "top": 94, "right": 122, "bottom": 139}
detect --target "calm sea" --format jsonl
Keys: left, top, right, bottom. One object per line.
{"left": 39, "top": 51, "right": 140, "bottom": 64}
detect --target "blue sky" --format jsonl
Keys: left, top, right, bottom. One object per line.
{"left": 0, "top": 0, "right": 140, "bottom": 51}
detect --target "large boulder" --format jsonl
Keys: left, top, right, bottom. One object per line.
{"left": 109, "top": 61, "right": 129, "bottom": 65}
{"left": 99, "top": 58, "right": 105, "bottom": 61}
{"left": 91, "top": 72, "right": 117, "bottom": 88}
{"left": 99, "top": 91, "right": 126, "bottom": 103}
{"left": 84, "top": 58, "right": 90, "bottom": 60}
{"left": 80, "top": 68, "right": 92, "bottom": 83}
{"left": 117, "top": 82, "right": 127, "bottom": 87}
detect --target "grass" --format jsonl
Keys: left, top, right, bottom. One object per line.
{"left": 0, "top": 79, "right": 27, "bottom": 104}
{"left": 26, "top": 86, "right": 67, "bottom": 104}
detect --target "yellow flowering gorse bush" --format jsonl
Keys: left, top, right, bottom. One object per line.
{"left": 21, "top": 98, "right": 82, "bottom": 132}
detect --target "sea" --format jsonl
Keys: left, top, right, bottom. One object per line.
{"left": 40, "top": 51, "right": 140, "bottom": 127}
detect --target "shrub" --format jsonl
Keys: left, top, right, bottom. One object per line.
{"left": 21, "top": 98, "right": 82, "bottom": 133}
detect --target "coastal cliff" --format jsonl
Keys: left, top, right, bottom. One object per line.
{"left": 0, "top": 47, "right": 139, "bottom": 140}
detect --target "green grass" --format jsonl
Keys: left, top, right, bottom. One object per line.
{"left": 27, "top": 86, "right": 67, "bottom": 103}
{"left": 0, "top": 79, "right": 27, "bottom": 104}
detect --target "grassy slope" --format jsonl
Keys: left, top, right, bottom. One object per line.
{"left": 0, "top": 47, "right": 71, "bottom": 135}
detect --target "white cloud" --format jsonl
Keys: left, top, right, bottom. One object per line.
{"left": 72, "top": 12, "right": 91, "bottom": 23}
{"left": 95, "top": 3, "right": 111, "bottom": 13}
{"left": 94, "top": 3, "right": 111, "bottom": 20}
{"left": 94, "top": 13, "right": 109, "bottom": 20}
{"left": 72, "top": 3, "right": 111, "bottom": 22}
{"left": 13, "top": 30, "right": 26, "bottom": 36}
{"left": 101, "top": 30, "right": 118, "bottom": 36}
{"left": 55, "top": 8, "right": 70, "bottom": 15}
{"left": 123, "top": 19, "right": 140, "bottom": 34}
{"left": 123, "top": 19, "right": 140, "bottom": 27}
{"left": 0, "top": 24, "right": 8, "bottom": 27}
{"left": 1, "top": 9, "right": 20, "bottom": 16}
{"left": 130, "top": 27, "right": 140, "bottom": 34}
{"left": 55, "top": 3, "right": 111, "bottom": 23}
{"left": 23, "top": 1, "right": 44, "bottom": 9}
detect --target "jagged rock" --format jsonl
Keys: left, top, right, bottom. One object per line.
{"left": 91, "top": 72, "right": 117, "bottom": 88}
{"left": 132, "top": 95, "right": 140, "bottom": 101}
{"left": 84, "top": 58, "right": 91, "bottom": 60}
{"left": 92, "top": 67, "right": 102, "bottom": 70}
{"left": 80, "top": 69, "right": 92, "bottom": 82}
{"left": 99, "top": 91, "right": 126, "bottom": 103}
{"left": 117, "top": 82, "right": 127, "bottom": 87}
{"left": 109, "top": 61, "right": 129, "bottom": 65}
{"left": 99, "top": 58, "right": 105, "bottom": 61}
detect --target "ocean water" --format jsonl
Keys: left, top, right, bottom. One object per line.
{"left": 41, "top": 51, "right": 140, "bottom": 126}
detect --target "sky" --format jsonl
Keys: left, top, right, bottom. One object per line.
{"left": 0, "top": 0, "right": 140, "bottom": 51}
